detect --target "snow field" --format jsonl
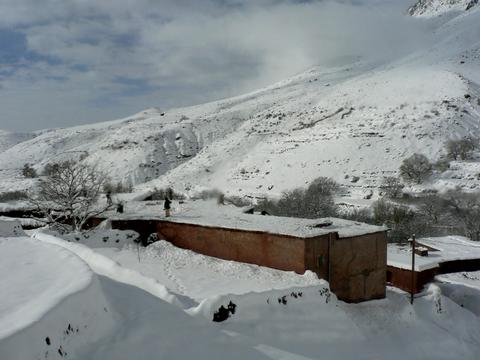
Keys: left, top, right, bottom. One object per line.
{"left": 190, "top": 284, "right": 480, "bottom": 360}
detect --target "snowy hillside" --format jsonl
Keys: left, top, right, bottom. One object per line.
{"left": 408, "top": 0, "right": 479, "bottom": 17}
{"left": 0, "top": 130, "right": 34, "bottom": 153}
{"left": 0, "top": 2, "right": 480, "bottom": 200}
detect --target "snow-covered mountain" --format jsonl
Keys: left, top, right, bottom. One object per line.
{"left": 408, "top": 0, "right": 479, "bottom": 17}
{"left": 0, "top": 130, "right": 35, "bottom": 153}
{"left": 0, "top": 3, "right": 480, "bottom": 200}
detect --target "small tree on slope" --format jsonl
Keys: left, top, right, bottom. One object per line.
{"left": 399, "top": 153, "right": 432, "bottom": 183}
{"left": 29, "top": 161, "right": 112, "bottom": 232}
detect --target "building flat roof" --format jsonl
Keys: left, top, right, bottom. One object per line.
{"left": 387, "top": 236, "right": 480, "bottom": 271}
{"left": 106, "top": 199, "right": 386, "bottom": 239}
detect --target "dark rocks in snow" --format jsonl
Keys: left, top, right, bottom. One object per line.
{"left": 213, "top": 301, "right": 238, "bottom": 322}
{"left": 45, "top": 337, "right": 51, "bottom": 346}
{"left": 466, "top": 0, "right": 478, "bottom": 11}
{"left": 227, "top": 301, "right": 237, "bottom": 314}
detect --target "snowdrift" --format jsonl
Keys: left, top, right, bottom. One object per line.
{"left": 191, "top": 285, "right": 480, "bottom": 360}
{"left": 0, "top": 237, "right": 115, "bottom": 360}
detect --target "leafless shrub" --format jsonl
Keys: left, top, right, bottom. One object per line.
{"left": 372, "top": 199, "right": 428, "bottom": 243}
{"left": 42, "top": 163, "right": 60, "bottom": 176}
{"left": 380, "top": 177, "right": 404, "bottom": 198}
{"left": 433, "top": 158, "right": 450, "bottom": 172}
{"left": 256, "top": 177, "right": 338, "bottom": 219}
{"left": 340, "top": 207, "right": 373, "bottom": 223}
{"left": 446, "top": 138, "right": 477, "bottom": 160}
{"left": 104, "top": 181, "right": 133, "bottom": 194}
{"left": 0, "top": 191, "right": 28, "bottom": 202}
{"left": 22, "top": 163, "right": 37, "bottom": 178}
{"left": 444, "top": 191, "right": 480, "bottom": 241}
{"left": 191, "top": 188, "right": 223, "bottom": 201}
{"left": 399, "top": 153, "right": 432, "bottom": 183}
{"left": 418, "top": 195, "right": 447, "bottom": 224}
{"left": 149, "top": 187, "right": 185, "bottom": 200}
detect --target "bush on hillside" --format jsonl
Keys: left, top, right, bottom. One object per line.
{"left": 0, "top": 191, "right": 28, "bottom": 202}
{"left": 446, "top": 137, "right": 477, "bottom": 160}
{"left": 256, "top": 177, "right": 339, "bottom": 219}
{"left": 104, "top": 181, "right": 133, "bottom": 194}
{"left": 149, "top": 187, "right": 185, "bottom": 200}
{"left": 399, "top": 154, "right": 432, "bottom": 183}
{"left": 444, "top": 191, "right": 480, "bottom": 241}
{"left": 372, "top": 199, "right": 429, "bottom": 243}
{"left": 380, "top": 176, "right": 404, "bottom": 198}
{"left": 22, "top": 163, "right": 37, "bottom": 178}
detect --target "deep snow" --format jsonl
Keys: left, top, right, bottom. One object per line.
{"left": 2, "top": 224, "right": 480, "bottom": 360}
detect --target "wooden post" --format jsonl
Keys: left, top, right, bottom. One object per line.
{"left": 328, "top": 233, "right": 333, "bottom": 284}
{"left": 410, "top": 234, "right": 416, "bottom": 305}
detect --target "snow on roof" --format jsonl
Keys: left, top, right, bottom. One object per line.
{"left": 107, "top": 200, "right": 386, "bottom": 239}
{"left": 387, "top": 236, "right": 480, "bottom": 271}
{"left": 0, "top": 237, "right": 93, "bottom": 339}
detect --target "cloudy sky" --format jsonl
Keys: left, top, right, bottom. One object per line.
{"left": 0, "top": 0, "right": 427, "bottom": 131}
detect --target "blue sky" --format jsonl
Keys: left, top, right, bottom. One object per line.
{"left": 0, "top": 0, "right": 425, "bottom": 131}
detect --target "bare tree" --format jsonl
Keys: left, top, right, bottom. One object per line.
{"left": 380, "top": 176, "right": 404, "bottom": 198}
{"left": 444, "top": 191, "right": 480, "bottom": 241}
{"left": 399, "top": 153, "right": 432, "bottom": 183}
{"left": 446, "top": 138, "right": 477, "bottom": 160}
{"left": 374, "top": 199, "right": 429, "bottom": 242}
{"left": 29, "top": 161, "right": 112, "bottom": 232}
{"left": 419, "top": 194, "right": 446, "bottom": 225}
{"left": 257, "top": 177, "right": 338, "bottom": 218}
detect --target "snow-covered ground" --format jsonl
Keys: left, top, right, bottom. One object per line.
{"left": 0, "top": 235, "right": 115, "bottom": 360}
{"left": 2, "top": 225, "right": 480, "bottom": 359}
{"left": 96, "top": 240, "right": 321, "bottom": 300}
{"left": 2, "top": 2, "right": 480, "bottom": 359}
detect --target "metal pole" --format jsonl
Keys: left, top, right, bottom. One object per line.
{"left": 410, "top": 234, "right": 416, "bottom": 305}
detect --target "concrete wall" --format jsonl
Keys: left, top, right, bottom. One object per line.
{"left": 157, "top": 221, "right": 316, "bottom": 274}
{"left": 330, "top": 232, "right": 387, "bottom": 302}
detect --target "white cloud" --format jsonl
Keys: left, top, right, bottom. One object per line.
{"left": 0, "top": 0, "right": 431, "bottom": 131}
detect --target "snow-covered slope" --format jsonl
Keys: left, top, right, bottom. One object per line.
{"left": 0, "top": 3, "right": 479, "bottom": 200}
{"left": 408, "top": 0, "right": 479, "bottom": 17}
{"left": 0, "top": 129, "right": 34, "bottom": 153}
